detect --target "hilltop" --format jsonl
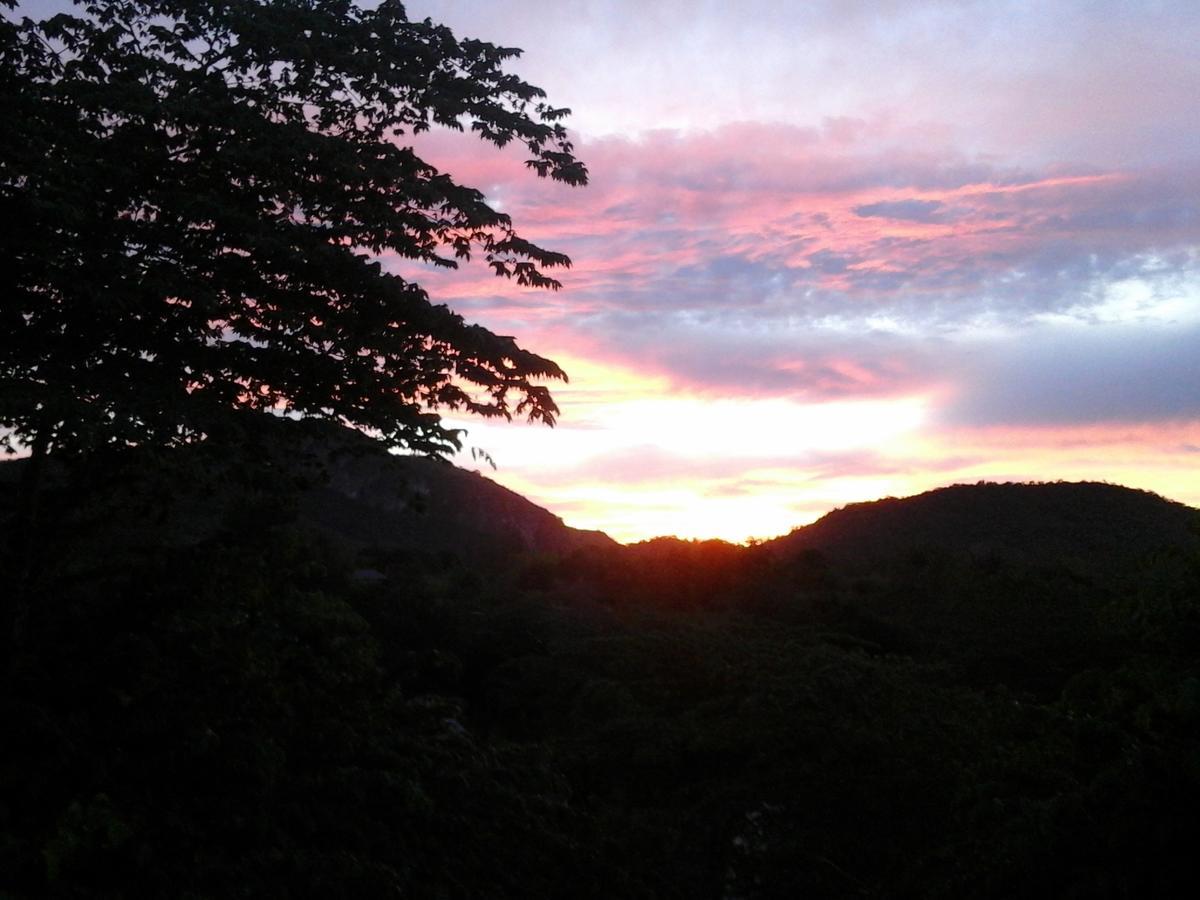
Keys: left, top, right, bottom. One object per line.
{"left": 767, "top": 480, "right": 1196, "bottom": 572}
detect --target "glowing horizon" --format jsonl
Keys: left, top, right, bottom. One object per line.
{"left": 445, "top": 371, "right": 1200, "bottom": 544}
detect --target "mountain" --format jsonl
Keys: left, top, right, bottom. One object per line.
{"left": 766, "top": 481, "right": 1197, "bottom": 572}
{"left": 0, "top": 420, "right": 616, "bottom": 566}
{"left": 3, "top": 420, "right": 1193, "bottom": 573}
{"left": 300, "top": 440, "right": 616, "bottom": 561}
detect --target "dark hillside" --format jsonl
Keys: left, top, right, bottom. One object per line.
{"left": 768, "top": 481, "right": 1196, "bottom": 572}
{"left": 301, "top": 440, "right": 615, "bottom": 562}
{"left": 0, "top": 423, "right": 615, "bottom": 568}
{"left": 738, "top": 481, "right": 1200, "bottom": 695}
{"left": 3, "top": 431, "right": 1199, "bottom": 898}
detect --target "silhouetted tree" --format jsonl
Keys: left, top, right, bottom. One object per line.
{"left": 1, "top": 0, "right": 586, "bottom": 460}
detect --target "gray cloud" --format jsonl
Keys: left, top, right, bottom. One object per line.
{"left": 940, "top": 323, "right": 1200, "bottom": 427}
{"left": 853, "top": 199, "right": 946, "bottom": 222}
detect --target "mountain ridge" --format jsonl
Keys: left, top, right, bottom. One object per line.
{"left": 2, "top": 426, "right": 1193, "bottom": 569}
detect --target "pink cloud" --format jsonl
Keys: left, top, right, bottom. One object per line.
{"left": 385, "top": 121, "right": 1199, "bottom": 417}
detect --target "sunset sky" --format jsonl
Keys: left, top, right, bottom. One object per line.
{"left": 387, "top": 0, "right": 1200, "bottom": 543}
{"left": 20, "top": 1, "right": 1198, "bottom": 543}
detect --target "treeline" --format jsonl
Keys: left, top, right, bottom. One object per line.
{"left": 2, "top": 447, "right": 1199, "bottom": 897}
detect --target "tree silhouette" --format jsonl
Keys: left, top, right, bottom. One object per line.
{"left": 0, "top": 0, "right": 587, "bottom": 460}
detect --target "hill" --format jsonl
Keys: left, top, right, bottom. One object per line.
{"left": 4, "top": 432, "right": 1193, "bottom": 581}
{"left": 3, "top": 429, "right": 1200, "bottom": 898}
{"left": 0, "top": 421, "right": 616, "bottom": 566}
{"left": 766, "top": 480, "right": 1196, "bottom": 572}
{"left": 300, "top": 439, "right": 616, "bottom": 562}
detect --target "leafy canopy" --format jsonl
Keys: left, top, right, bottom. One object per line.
{"left": 0, "top": 0, "right": 587, "bottom": 456}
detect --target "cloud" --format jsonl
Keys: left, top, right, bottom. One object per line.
{"left": 392, "top": 120, "right": 1200, "bottom": 427}
{"left": 411, "top": 124, "right": 1200, "bottom": 314}
{"left": 854, "top": 199, "right": 947, "bottom": 222}
{"left": 411, "top": 1, "right": 1200, "bottom": 169}
{"left": 941, "top": 322, "right": 1200, "bottom": 428}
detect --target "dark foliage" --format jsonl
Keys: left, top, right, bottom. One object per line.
{"left": 1, "top": 0, "right": 585, "bottom": 458}
{"left": 3, "top": 438, "right": 1199, "bottom": 897}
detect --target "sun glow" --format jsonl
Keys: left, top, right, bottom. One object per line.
{"left": 449, "top": 355, "right": 940, "bottom": 542}
{"left": 446, "top": 351, "right": 1200, "bottom": 544}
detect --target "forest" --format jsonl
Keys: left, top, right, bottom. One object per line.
{"left": 1, "top": 423, "right": 1197, "bottom": 897}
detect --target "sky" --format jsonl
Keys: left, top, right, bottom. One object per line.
{"left": 388, "top": 0, "right": 1200, "bottom": 542}
{"left": 16, "top": 1, "right": 1199, "bottom": 542}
